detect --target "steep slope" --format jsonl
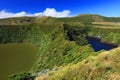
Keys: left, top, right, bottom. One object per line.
{"left": 7, "top": 22, "right": 94, "bottom": 80}
{"left": 36, "top": 47, "right": 120, "bottom": 80}
{"left": 32, "top": 24, "right": 92, "bottom": 72}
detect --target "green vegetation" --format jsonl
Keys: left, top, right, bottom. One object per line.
{"left": 36, "top": 47, "right": 120, "bottom": 80}
{"left": 0, "top": 17, "right": 35, "bottom": 25}
{"left": 9, "top": 72, "right": 34, "bottom": 80}
{"left": 0, "top": 24, "right": 42, "bottom": 45}
{"left": 0, "top": 14, "right": 120, "bottom": 80}
{"left": 33, "top": 23, "right": 92, "bottom": 72}
{"left": 1, "top": 14, "right": 120, "bottom": 25}
{"left": 0, "top": 19, "right": 92, "bottom": 80}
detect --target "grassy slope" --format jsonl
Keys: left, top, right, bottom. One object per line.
{"left": 32, "top": 24, "right": 93, "bottom": 72}
{"left": 36, "top": 47, "right": 120, "bottom": 80}
{"left": 33, "top": 16, "right": 120, "bottom": 80}
{"left": 0, "top": 15, "right": 120, "bottom": 79}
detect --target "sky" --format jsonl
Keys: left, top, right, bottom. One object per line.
{"left": 0, "top": 0, "right": 120, "bottom": 18}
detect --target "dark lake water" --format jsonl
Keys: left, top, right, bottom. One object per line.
{"left": 87, "top": 37, "right": 118, "bottom": 52}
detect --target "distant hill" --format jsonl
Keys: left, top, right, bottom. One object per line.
{"left": 0, "top": 14, "right": 120, "bottom": 25}
{"left": 0, "top": 17, "right": 35, "bottom": 25}
{"left": 57, "top": 14, "right": 120, "bottom": 22}
{"left": 73, "top": 14, "right": 104, "bottom": 22}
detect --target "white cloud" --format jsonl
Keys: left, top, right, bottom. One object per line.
{"left": 0, "top": 8, "right": 71, "bottom": 19}
{"left": 42, "top": 8, "right": 70, "bottom": 17}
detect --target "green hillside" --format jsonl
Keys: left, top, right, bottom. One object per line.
{"left": 1, "top": 14, "right": 120, "bottom": 25}
{"left": 0, "top": 14, "right": 120, "bottom": 80}
{"left": 36, "top": 47, "right": 120, "bottom": 80}
{"left": 0, "top": 17, "right": 35, "bottom": 25}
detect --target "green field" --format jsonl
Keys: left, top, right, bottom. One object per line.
{"left": 0, "top": 43, "right": 38, "bottom": 80}
{"left": 92, "top": 22, "right": 120, "bottom": 29}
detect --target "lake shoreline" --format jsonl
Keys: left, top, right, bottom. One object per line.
{"left": 86, "top": 36, "right": 119, "bottom": 47}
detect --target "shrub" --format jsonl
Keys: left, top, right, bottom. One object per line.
{"left": 9, "top": 72, "right": 34, "bottom": 80}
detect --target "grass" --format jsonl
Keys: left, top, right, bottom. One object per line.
{"left": 92, "top": 22, "right": 120, "bottom": 29}
{"left": 32, "top": 24, "right": 92, "bottom": 72}
{"left": 35, "top": 47, "right": 120, "bottom": 80}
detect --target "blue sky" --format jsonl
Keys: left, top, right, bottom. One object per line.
{"left": 0, "top": 0, "right": 120, "bottom": 18}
